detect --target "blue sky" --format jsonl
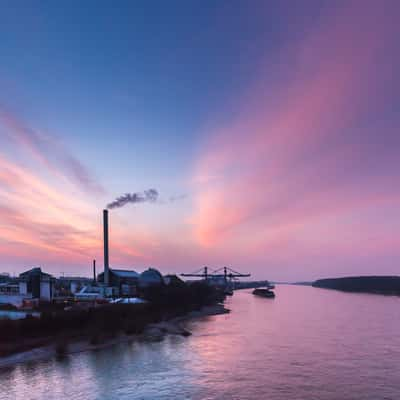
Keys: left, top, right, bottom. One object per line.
{"left": 0, "top": 1, "right": 399, "bottom": 280}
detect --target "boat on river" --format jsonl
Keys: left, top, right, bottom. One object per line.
{"left": 252, "top": 288, "right": 275, "bottom": 298}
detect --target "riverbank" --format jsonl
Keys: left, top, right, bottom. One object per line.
{"left": 0, "top": 303, "right": 229, "bottom": 369}
{"left": 312, "top": 276, "right": 400, "bottom": 295}
{"left": 0, "top": 281, "right": 223, "bottom": 357}
{"left": 144, "top": 303, "right": 230, "bottom": 338}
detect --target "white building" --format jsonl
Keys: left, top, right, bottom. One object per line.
{"left": 0, "top": 282, "right": 27, "bottom": 306}
{"left": 19, "top": 267, "right": 54, "bottom": 301}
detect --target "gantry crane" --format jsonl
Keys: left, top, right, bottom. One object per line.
{"left": 181, "top": 267, "right": 250, "bottom": 291}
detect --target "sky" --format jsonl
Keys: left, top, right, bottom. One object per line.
{"left": 0, "top": 0, "right": 399, "bottom": 281}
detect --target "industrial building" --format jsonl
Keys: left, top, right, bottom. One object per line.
{"left": 98, "top": 209, "right": 166, "bottom": 296}
{"left": 56, "top": 276, "right": 94, "bottom": 295}
{"left": 163, "top": 274, "right": 185, "bottom": 286}
{"left": 138, "top": 268, "right": 164, "bottom": 287}
{"left": 97, "top": 269, "right": 140, "bottom": 295}
{"left": 19, "top": 267, "right": 55, "bottom": 301}
{"left": 0, "top": 273, "right": 11, "bottom": 283}
{"left": 0, "top": 210, "right": 173, "bottom": 308}
{"left": 0, "top": 267, "right": 55, "bottom": 306}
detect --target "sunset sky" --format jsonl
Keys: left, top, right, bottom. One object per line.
{"left": 0, "top": 1, "right": 399, "bottom": 280}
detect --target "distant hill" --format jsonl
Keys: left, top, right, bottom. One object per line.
{"left": 312, "top": 276, "right": 400, "bottom": 295}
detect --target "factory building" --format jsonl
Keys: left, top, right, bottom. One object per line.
{"left": 0, "top": 282, "right": 22, "bottom": 306}
{"left": 56, "top": 276, "right": 94, "bottom": 296}
{"left": 97, "top": 268, "right": 139, "bottom": 296}
{"left": 0, "top": 210, "right": 174, "bottom": 306}
{"left": 95, "top": 267, "right": 169, "bottom": 296}
{"left": 0, "top": 267, "right": 55, "bottom": 306}
{"left": 100, "top": 209, "right": 167, "bottom": 296}
{"left": 19, "top": 267, "right": 55, "bottom": 301}
{"left": 163, "top": 274, "right": 184, "bottom": 286}
{"left": 0, "top": 273, "right": 11, "bottom": 283}
{"left": 138, "top": 268, "right": 165, "bottom": 288}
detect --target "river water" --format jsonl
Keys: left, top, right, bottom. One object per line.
{"left": 1, "top": 285, "right": 400, "bottom": 400}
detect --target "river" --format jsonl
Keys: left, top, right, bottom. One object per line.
{"left": 1, "top": 285, "right": 400, "bottom": 400}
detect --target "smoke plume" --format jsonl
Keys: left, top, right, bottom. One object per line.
{"left": 169, "top": 194, "right": 187, "bottom": 202}
{"left": 107, "top": 189, "right": 159, "bottom": 209}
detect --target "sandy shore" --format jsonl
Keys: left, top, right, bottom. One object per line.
{"left": 0, "top": 303, "right": 229, "bottom": 369}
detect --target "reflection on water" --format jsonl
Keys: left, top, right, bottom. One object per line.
{"left": 1, "top": 285, "right": 400, "bottom": 400}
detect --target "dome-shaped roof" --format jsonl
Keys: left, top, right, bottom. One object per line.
{"left": 139, "top": 268, "right": 164, "bottom": 287}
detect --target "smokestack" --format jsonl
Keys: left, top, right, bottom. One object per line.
{"left": 103, "top": 209, "right": 109, "bottom": 286}
{"left": 93, "top": 259, "right": 96, "bottom": 282}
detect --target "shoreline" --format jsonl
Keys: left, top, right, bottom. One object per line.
{"left": 144, "top": 303, "right": 230, "bottom": 337}
{"left": 0, "top": 303, "right": 229, "bottom": 369}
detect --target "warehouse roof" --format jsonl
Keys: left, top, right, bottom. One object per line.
{"left": 109, "top": 269, "right": 140, "bottom": 278}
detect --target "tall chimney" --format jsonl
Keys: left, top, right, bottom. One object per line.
{"left": 93, "top": 259, "right": 96, "bottom": 282}
{"left": 103, "top": 209, "right": 110, "bottom": 286}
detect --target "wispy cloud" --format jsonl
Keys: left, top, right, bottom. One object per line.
{"left": 0, "top": 105, "right": 104, "bottom": 194}
{"left": 0, "top": 106, "right": 151, "bottom": 272}
{"left": 191, "top": 1, "right": 400, "bottom": 276}
{"left": 0, "top": 158, "right": 149, "bottom": 273}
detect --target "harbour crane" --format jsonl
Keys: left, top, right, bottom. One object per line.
{"left": 181, "top": 267, "right": 251, "bottom": 291}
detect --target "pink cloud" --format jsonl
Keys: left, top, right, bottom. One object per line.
{"left": 0, "top": 105, "right": 105, "bottom": 194}
{"left": 0, "top": 154, "right": 151, "bottom": 274}
{"left": 191, "top": 1, "right": 400, "bottom": 278}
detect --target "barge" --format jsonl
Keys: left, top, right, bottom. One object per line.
{"left": 252, "top": 288, "right": 275, "bottom": 298}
